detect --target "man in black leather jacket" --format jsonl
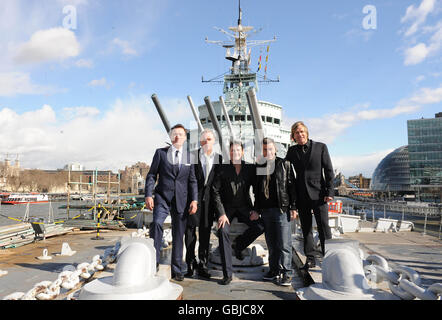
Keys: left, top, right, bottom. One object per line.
{"left": 255, "top": 137, "right": 297, "bottom": 286}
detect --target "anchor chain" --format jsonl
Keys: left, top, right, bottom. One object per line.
{"left": 0, "top": 229, "right": 151, "bottom": 300}
{"left": 364, "top": 254, "right": 442, "bottom": 300}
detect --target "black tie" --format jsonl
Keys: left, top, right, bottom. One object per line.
{"left": 173, "top": 150, "right": 179, "bottom": 176}
{"left": 302, "top": 144, "right": 308, "bottom": 153}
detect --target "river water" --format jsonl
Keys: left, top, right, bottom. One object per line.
{"left": 0, "top": 200, "right": 93, "bottom": 227}
{"left": 1, "top": 197, "right": 440, "bottom": 238}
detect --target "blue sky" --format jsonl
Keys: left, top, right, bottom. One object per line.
{"left": 0, "top": 0, "right": 441, "bottom": 177}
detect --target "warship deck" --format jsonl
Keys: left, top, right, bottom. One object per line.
{"left": 0, "top": 225, "right": 441, "bottom": 301}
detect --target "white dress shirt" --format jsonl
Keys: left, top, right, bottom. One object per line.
{"left": 200, "top": 150, "right": 215, "bottom": 183}
{"left": 171, "top": 145, "right": 183, "bottom": 166}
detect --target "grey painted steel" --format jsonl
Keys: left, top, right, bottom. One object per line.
{"left": 245, "top": 87, "right": 265, "bottom": 162}
{"left": 187, "top": 95, "right": 204, "bottom": 132}
{"left": 151, "top": 94, "right": 171, "bottom": 134}
{"left": 219, "top": 96, "right": 235, "bottom": 139}
{"left": 204, "top": 96, "right": 229, "bottom": 160}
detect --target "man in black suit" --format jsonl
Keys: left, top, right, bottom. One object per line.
{"left": 285, "top": 121, "right": 334, "bottom": 270}
{"left": 212, "top": 140, "right": 265, "bottom": 285}
{"left": 184, "top": 128, "right": 222, "bottom": 279}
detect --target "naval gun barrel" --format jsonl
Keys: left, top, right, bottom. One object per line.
{"left": 204, "top": 96, "right": 229, "bottom": 161}
{"left": 246, "top": 87, "right": 265, "bottom": 162}
{"left": 187, "top": 95, "right": 204, "bottom": 132}
{"left": 219, "top": 96, "right": 235, "bottom": 140}
{"left": 151, "top": 94, "right": 171, "bottom": 134}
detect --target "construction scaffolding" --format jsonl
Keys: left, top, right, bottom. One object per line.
{"left": 65, "top": 169, "right": 125, "bottom": 230}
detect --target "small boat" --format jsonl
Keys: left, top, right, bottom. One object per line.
{"left": 0, "top": 192, "right": 10, "bottom": 200}
{"left": 1, "top": 193, "right": 49, "bottom": 205}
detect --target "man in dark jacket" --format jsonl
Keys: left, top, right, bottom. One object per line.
{"left": 285, "top": 121, "right": 334, "bottom": 270}
{"left": 184, "top": 128, "right": 222, "bottom": 279}
{"left": 212, "top": 140, "right": 265, "bottom": 285}
{"left": 255, "top": 137, "right": 297, "bottom": 286}
{"left": 145, "top": 124, "right": 198, "bottom": 281}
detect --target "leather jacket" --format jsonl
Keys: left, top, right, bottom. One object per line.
{"left": 254, "top": 157, "right": 297, "bottom": 211}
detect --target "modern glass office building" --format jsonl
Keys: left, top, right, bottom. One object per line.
{"left": 370, "top": 145, "right": 411, "bottom": 192}
{"left": 407, "top": 113, "right": 442, "bottom": 202}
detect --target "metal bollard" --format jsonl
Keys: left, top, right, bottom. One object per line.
{"left": 91, "top": 205, "right": 104, "bottom": 240}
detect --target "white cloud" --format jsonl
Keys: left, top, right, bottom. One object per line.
{"left": 88, "top": 77, "right": 109, "bottom": 88}
{"left": 112, "top": 38, "right": 138, "bottom": 56}
{"left": 401, "top": 0, "right": 437, "bottom": 36}
{"left": 401, "top": 0, "right": 442, "bottom": 65}
{"left": 287, "top": 84, "right": 442, "bottom": 145}
{"left": 75, "top": 59, "right": 94, "bottom": 68}
{"left": 399, "top": 83, "right": 442, "bottom": 105}
{"left": 0, "top": 95, "right": 194, "bottom": 171}
{"left": 62, "top": 106, "right": 100, "bottom": 119}
{"left": 286, "top": 104, "right": 420, "bottom": 145}
{"left": 331, "top": 149, "right": 395, "bottom": 177}
{"left": 0, "top": 72, "right": 57, "bottom": 96}
{"left": 0, "top": 105, "right": 57, "bottom": 154}
{"left": 14, "top": 28, "right": 80, "bottom": 64}
{"left": 404, "top": 42, "right": 430, "bottom": 65}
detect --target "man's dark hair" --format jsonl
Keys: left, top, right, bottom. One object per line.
{"left": 170, "top": 123, "right": 187, "bottom": 132}
{"left": 262, "top": 137, "right": 275, "bottom": 145}
{"left": 229, "top": 139, "right": 244, "bottom": 150}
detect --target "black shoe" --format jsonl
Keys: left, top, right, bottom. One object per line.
{"left": 300, "top": 259, "right": 316, "bottom": 270}
{"left": 234, "top": 247, "right": 244, "bottom": 260}
{"left": 219, "top": 276, "right": 232, "bottom": 285}
{"left": 185, "top": 260, "right": 198, "bottom": 277}
{"left": 172, "top": 273, "right": 184, "bottom": 281}
{"left": 279, "top": 273, "right": 292, "bottom": 286}
{"left": 232, "top": 243, "right": 244, "bottom": 260}
{"left": 262, "top": 270, "right": 279, "bottom": 281}
{"left": 185, "top": 268, "right": 193, "bottom": 277}
{"left": 156, "top": 263, "right": 159, "bottom": 272}
{"left": 197, "top": 267, "right": 212, "bottom": 279}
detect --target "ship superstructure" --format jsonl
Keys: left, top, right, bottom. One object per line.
{"left": 189, "top": 2, "right": 292, "bottom": 160}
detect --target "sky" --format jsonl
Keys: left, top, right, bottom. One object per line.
{"left": 0, "top": 0, "right": 441, "bottom": 178}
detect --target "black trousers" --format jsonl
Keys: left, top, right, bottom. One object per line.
{"left": 297, "top": 197, "right": 332, "bottom": 259}
{"left": 184, "top": 206, "right": 213, "bottom": 269}
{"left": 217, "top": 207, "right": 265, "bottom": 278}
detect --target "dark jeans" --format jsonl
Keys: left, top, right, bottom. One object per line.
{"left": 261, "top": 208, "right": 293, "bottom": 276}
{"left": 297, "top": 198, "right": 332, "bottom": 259}
{"left": 218, "top": 207, "right": 265, "bottom": 278}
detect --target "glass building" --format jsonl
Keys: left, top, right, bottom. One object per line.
{"left": 370, "top": 146, "right": 411, "bottom": 192}
{"left": 407, "top": 113, "right": 442, "bottom": 202}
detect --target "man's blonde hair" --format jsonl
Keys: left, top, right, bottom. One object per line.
{"left": 290, "top": 121, "right": 309, "bottom": 141}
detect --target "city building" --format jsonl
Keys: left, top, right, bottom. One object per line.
{"left": 370, "top": 145, "right": 411, "bottom": 194}
{"left": 119, "top": 162, "right": 150, "bottom": 194}
{"left": 407, "top": 113, "right": 442, "bottom": 202}
{"left": 348, "top": 174, "right": 371, "bottom": 189}
{"left": 63, "top": 163, "right": 85, "bottom": 171}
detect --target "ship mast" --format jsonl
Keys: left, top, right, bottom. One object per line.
{"left": 204, "top": 0, "right": 277, "bottom": 114}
